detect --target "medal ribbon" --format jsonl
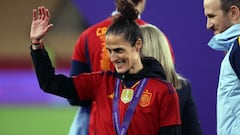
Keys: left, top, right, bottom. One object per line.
{"left": 112, "top": 78, "right": 148, "bottom": 135}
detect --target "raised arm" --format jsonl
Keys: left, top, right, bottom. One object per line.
{"left": 29, "top": 6, "right": 78, "bottom": 99}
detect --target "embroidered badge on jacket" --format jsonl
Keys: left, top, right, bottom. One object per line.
{"left": 121, "top": 88, "right": 134, "bottom": 104}
{"left": 139, "top": 90, "right": 152, "bottom": 107}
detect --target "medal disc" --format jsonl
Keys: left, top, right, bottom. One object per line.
{"left": 121, "top": 88, "right": 134, "bottom": 104}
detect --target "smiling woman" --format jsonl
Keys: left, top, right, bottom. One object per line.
{"left": 105, "top": 35, "right": 143, "bottom": 74}
{"left": 29, "top": 1, "right": 181, "bottom": 134}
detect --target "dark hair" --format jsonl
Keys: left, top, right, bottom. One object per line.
{"left": 221, "top": 0, "right": 240, "bottom": 13}
{"left": 107, "top": 0, "right": 143, "bottom": 46}
{"left": 131, "top": 0, "right": 143, "bottom": 6}
{"left": 115, "top": 0, "right": 143, "bottom": 6}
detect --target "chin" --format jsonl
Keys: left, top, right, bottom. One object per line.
{"left": 115, "top": 68, "right": 128, "bottom": 74}
{"left": 115, "top": 69, "right": 125, "bottom": 74}
{"left": 214, "top": 31, "right": 220, "bottom": 35}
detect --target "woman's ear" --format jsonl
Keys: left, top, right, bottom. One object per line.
{"left": 135, "top": 38, "right": 143, "bottom": 52}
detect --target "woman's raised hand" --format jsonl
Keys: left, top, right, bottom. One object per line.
{"left": 30, "top": 6, "right": 53, "bottom": 44}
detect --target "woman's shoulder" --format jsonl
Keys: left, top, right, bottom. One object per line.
{"left": 179, "top": 78, "right": 191, "bottom": 89}
{"left": 147, "top": 78, "right": 177, "bottom": 94}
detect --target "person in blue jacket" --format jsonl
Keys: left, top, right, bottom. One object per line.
{"left": 204, "top": 0, "right": 240, "bottom": 134}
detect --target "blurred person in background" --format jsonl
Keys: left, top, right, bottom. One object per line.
{"left": 140, "top": 23, "right": 203, "bottom": 135}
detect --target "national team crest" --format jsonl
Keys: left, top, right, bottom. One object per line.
{"left": 121, "top": 88, "right": 134, "bottom": 104}
{"left": 139, "top": 90, "right": 152, "bottom": 107}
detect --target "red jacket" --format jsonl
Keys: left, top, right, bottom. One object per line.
{"left": 31, "top": 49, "right": 181, "bottom": 135}
{"left": 73, "top": 72, "right": 181, "bottom": 135}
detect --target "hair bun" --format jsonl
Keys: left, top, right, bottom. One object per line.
{"left": 117, "top": 0, "right": 139, "bottom": 20}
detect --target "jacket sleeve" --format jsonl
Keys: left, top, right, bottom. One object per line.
{"left": 31, "top": 47, "right": 78, "bottom": 99}
{"left": 158, "top": 125, "right": 182, "bottom": 135}
{"left": 180, "top": 80, "right": 203, "bottom": 135}
{"left": 67, "top": 34, "right": 92, "bottom": 106}
{"left": 67, "top": 60, "right": 92, "bottom": 106}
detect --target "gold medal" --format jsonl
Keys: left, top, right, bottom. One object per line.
{"left": 121, "top": 88, "right": 134, "bottom": 104}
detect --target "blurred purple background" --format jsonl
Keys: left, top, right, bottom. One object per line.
{"left": 0, "top": 69, "right": 69, "bottom": 105}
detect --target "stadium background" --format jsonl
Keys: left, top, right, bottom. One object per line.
{"left": 0, "top": 0, "right": 223, "bottom": 135}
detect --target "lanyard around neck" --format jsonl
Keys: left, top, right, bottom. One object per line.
{"left": 112, "top": 78, "right": 148, "bottom": 135}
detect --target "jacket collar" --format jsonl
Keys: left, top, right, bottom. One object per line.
{"left": 208, "top": 24, "right": 240, "bottom": 51}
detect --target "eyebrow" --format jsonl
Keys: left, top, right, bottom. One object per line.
{"left": 106, "top": 47, "right": 124, "bottom": 52}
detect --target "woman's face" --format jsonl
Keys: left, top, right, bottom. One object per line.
{"left": 105, "top": 34, "right": 141, "bottom": 74}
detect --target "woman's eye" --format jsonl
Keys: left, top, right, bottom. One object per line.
{"left": 107, "top": 49, "right": 112, "bottom": 54}
{"left": 115, "top": 48, "right": 123, "bottom": 53}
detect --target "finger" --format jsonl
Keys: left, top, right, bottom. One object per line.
{"left": 43, "top": 24, "right": 54, "bottom": 34}
{"left": 47, "top": 24, "right": 54, "bottom": 30}
{"left": 41, "top": 6, "right": 47, "bottom": 20}
{"left": 42, "top": 7, "right": 48, "bottom": 20}
{"left": 38, "top": 6, "right": 42, "bottom": 20}
{"left": 32, "top": 9, "right": 37, "bottom": 21}
{"left": 45, "top": 8, "right": 51, "bottom": 19}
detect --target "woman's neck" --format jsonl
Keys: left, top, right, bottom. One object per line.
{"left": 128, "top": 58, "right": 143, "bottom": 74}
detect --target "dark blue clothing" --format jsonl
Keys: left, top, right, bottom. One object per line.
{"left": 177, "top": 80, "right": 203, "bottom": 135}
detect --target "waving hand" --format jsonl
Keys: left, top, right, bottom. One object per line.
{"left": 30, "top": 6, "right": 53, "bottom": 44}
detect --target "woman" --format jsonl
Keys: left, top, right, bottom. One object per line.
{"left": 29, "top": 1, "right": 181, "bottom": 135}
{"left": 140, "top": 24, "right": 203, "bottom": 135}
